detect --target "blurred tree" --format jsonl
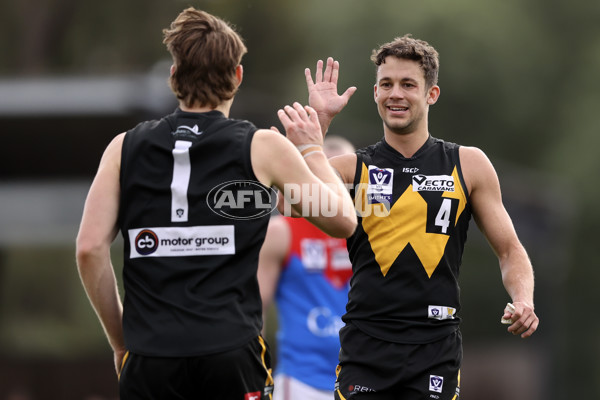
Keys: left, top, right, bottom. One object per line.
{"left": 10, "top": 0, "right": 80, "bottom": 74}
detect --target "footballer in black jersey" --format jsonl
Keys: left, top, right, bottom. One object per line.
{"left": 302, "top": 36, "right": 539, "bottom": 400}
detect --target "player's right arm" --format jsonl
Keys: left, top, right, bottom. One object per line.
{"left": 76, "top": 133, "right": 127, "bottom": 374}
{"left": 251, "top": 104, "right": 357, "bottom": 238}
{"left": 305, "top": 56, "right": 358, "bottom": 190}
{"left": 305, "top": 57, "right": 357, "bottom": 135}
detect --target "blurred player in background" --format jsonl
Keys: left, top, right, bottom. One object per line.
{"left": 75, "top": 7, "right": 356, "bottom": 400}
{"left": 258, "top": 136, "right": 355, "bottom": 400}
{"left": 302, "top": 36, "right": 539, "bottom": 399}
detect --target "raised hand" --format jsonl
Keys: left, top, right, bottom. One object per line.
{"left": 305, "top": 57, "right": 356, "bottom": 134}
{"left": 277, "top": 102, "right": 324, "bottom": 147}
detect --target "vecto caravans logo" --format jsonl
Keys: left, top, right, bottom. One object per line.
{"left": 208, "top": 180, "right": 278, "bottom": 220}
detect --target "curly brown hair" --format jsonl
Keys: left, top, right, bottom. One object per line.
{"left": 371, "top": 34, "right": 439, "bottom": 89}
{"left": 163, "top": 8, "right": 247, "bottom": 108}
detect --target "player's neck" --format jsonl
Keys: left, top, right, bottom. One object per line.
{"left": 384, "top": 129, "right": 430, "bottom": 158}
{"left": 179, "top": 98, "right": 233, "bottom": 118}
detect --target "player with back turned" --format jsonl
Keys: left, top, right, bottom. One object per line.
{"left": 75, "top": 7, "right": 356, "bottom": 400}
{"left": 302, "top": 36, "right": 539, "bottom": 399}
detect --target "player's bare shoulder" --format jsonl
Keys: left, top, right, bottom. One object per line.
{"left": 458, "top": 145, "right": 499, "bottom": 195}
{"left": 100, "top": 132, "right": 126, "bottom": 170}
{"left": 328, "top": 152, "right": 357, "bottom": 185}
{"left": 250, "top": 129, "right": 298, "bottom": 186}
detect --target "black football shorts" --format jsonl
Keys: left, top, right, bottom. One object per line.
{"left": 119, "top": 336, "right": 274, "bottom": 400}
{"left": 334, "top": 323, "right": 461, "bottom": 400}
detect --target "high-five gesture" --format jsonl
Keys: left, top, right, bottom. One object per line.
{"left": 305, "top": 57, "right": 357, "bottom": 135}
{"left": 277, "top": 102, "right": 324, "bottom": 147}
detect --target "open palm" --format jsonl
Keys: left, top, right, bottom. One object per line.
{"left": 305, "top": 57, "right": 356, "bottom": 132}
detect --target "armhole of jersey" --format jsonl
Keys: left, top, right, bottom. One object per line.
{"left": 243, "top": 127, "right": 259, "bottom": 181}
{"left": 349, "top": 153, "right": 364, "bottom": 199}
{"left": 454, "top": 145, "right": 470, "bottom": 200}
{"left": 117, "top": 131, "right": 132, "bottom": 229}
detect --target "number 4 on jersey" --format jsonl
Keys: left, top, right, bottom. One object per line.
{"left": 435, "top": 198, "right": 453, "bottom": 234}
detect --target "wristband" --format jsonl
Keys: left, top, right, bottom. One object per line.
{"left": 296, "top": 144, "right": 323, "bottom": 159}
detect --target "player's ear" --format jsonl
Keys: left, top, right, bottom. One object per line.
{"left": 170, "top": 64, "right": 176, "bottom": 76}
{"left": 427, "top": 85, "right": 440, "bottom": 105}
{"left": 235, "top": 65, "right": 243, "bottom": 87}
{"left": 373, "top": 83, "right": 378, "bottom": 103}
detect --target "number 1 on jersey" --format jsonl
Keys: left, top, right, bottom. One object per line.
{"left": 171, "top": 140, "right": 192, "bottom": 222}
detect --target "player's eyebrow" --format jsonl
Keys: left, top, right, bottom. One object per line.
{"left": 378, "top": 76, "right": 419, "bottom": 84}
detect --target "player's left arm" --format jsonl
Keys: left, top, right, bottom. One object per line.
{"left": 460, "top": 146, "right": 539, "bottom": 338}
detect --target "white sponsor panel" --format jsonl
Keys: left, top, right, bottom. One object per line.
{"left": 129, "top": 225, "right": 235, "bottom": 258}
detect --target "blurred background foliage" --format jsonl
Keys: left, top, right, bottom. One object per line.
{"left": 0, "top": 0, "right": 598, "bottom": 398}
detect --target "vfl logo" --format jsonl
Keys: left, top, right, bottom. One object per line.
{"left": 135, "top": 229, "right": 158, "bottom": 256}
{"left": 367, "top": 165, "right": 393, "bottom": 205}
{"left": 208, "top": 180, "right": 278, "bottom": 220}
{"left": 429, "top": 375, "right": 444, "bottom": 393}
{"left": 428, "top": 305, "right": 456, "bottom": 320}
{"left": 369, "top": 168, "right": 392, "bottom": 191}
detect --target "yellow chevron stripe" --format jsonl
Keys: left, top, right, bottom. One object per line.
{"left": 357, "top": 164, "right": 467, "bottom": 278}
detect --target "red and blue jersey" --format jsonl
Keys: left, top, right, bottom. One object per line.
{"left": 274, "top": 217, "right": 352, "bottom": 390}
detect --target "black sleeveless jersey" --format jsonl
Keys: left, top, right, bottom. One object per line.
{"left": 118, "top": 108, "right": 270, "bottom": 356}
{"left": 345, "top": 136, "right": 472, "bottom": 344}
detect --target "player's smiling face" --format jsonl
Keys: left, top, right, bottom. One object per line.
{"left": 374, "top": 57, "right": 439, "bottom": 136}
